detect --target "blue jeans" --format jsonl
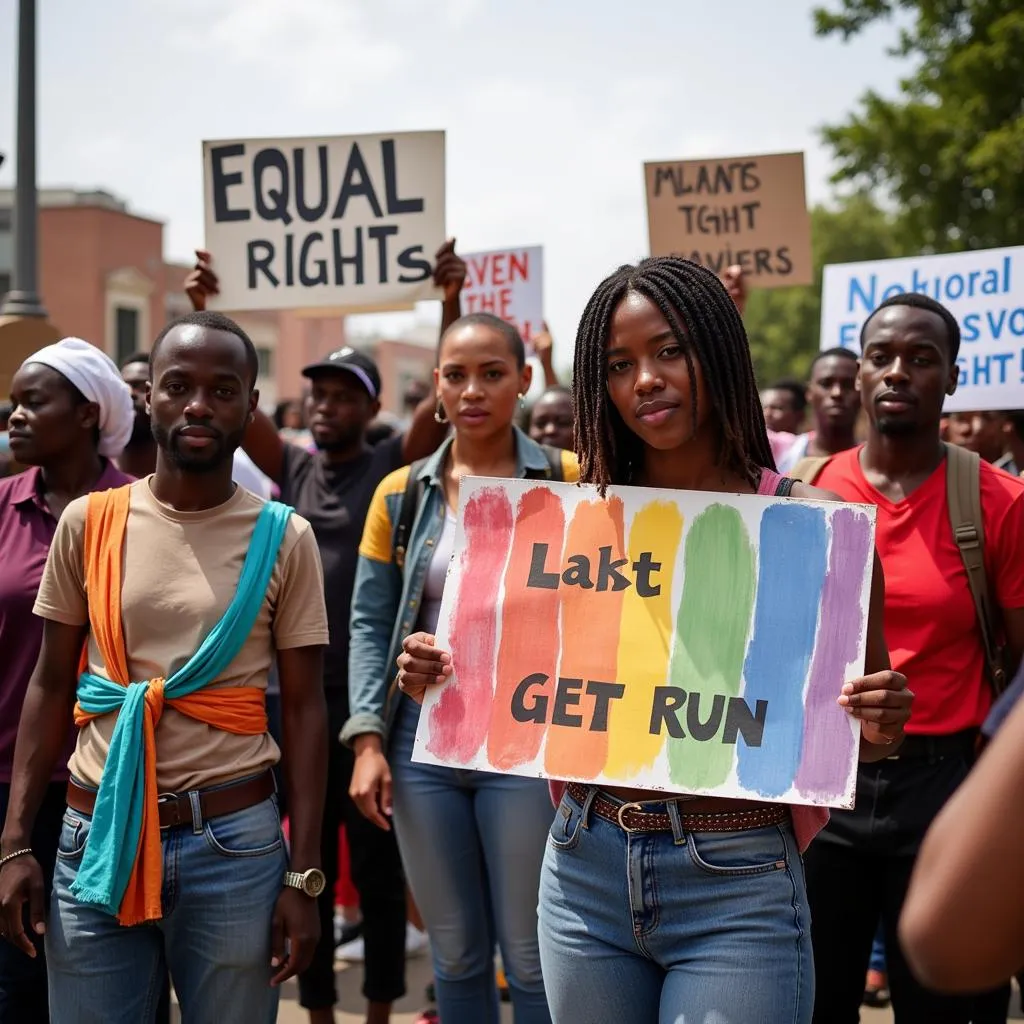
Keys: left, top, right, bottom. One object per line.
{"left": 538, "top": 787, "right": 813, "bottom": 1024}
{"left": 45, "top": 791, "right": 287, "bottom": 1024}
{"left": 869, "top": 923, "right": 886, "bottom": 974}
{"left": 389, "top": 697, "right": 552, "bottom": 1024}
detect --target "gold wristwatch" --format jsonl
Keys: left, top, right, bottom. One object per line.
{"left": 283, "top": 868, "right": 327, "bottom": 898}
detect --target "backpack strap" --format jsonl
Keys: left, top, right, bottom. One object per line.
{"left": 789, "top": 455, "right": 832, "bottom": 485}
{"left": 529, "top": 445, "right": 565, "bottom": 482}
{"left": 945, "top": 442, "right": 1007, "bottom": 695}
{"left": 393, "top": 459, "right": 427, "bottom": 570}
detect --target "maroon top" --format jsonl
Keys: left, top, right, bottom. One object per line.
{"left": 0, "top": 461, "right": 134, "bottom": 783}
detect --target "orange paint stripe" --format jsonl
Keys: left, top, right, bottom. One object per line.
{"left": 488, "top": 487, "right": 566, "bottom": 770}
{"left": 543, "top": 498, "right": 626, "bottom": 779}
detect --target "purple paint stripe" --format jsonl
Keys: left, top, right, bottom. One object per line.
{"left": 794, "top": 507, "right": 873, "bottom": 799}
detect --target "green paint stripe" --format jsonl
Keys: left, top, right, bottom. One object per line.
{"left": 668, "top": 504, "right": 755, "bottom": 789}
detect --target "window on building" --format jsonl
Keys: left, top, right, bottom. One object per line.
{"left": 115, "top": 306, "right": 139, "bottom": 367}
{"left": 255, "top": 347, "right": 273, "bottom": 379}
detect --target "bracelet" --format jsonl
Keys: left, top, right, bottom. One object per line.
{"left": 0, "top": 848, "right": 32, "bottom": 870}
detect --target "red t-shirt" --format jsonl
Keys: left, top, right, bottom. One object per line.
{"left": 817, "top": 446, "right": 1024, "bottom": 735}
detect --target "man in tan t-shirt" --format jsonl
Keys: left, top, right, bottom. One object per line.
{"left": 0, "top": 312, "right": 330, "bottom": 1024}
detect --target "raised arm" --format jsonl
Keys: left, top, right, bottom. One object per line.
{"left": 0, "top": 619, "right": 86, "bottom": 955}
{"left": 533, "top": 322, "right": 560, "bottom": 389}
{"left": 401, "top": 239, "right": 466, "bottom": 463}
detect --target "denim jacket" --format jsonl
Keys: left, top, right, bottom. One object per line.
{"left": 342, "top": 428, "right": 577, "bottom": 747}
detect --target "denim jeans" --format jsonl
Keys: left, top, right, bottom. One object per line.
{"left": 869, "top": 923, "right": 886, "bottom": 974}
{"left": 389, "top": 697, "right": 552, "bottom": 1024}
{"left": 45, "top": 791, "right": 287, "bottom": 1024}
{"left": 538, "top": 786, "right": 813, "bottom": 1024}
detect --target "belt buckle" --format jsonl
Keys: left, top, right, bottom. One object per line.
{"left": 615, "top": 801, "right": 644, "bottom": 833}
{"left": 157, "top": 791, "right": 182, "bottom": 829}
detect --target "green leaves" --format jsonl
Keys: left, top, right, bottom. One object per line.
{"left": 815, "top": 0, "right": 1024, "bottom": 253}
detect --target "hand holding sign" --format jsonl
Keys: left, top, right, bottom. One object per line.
{"left": 433, "top": 239, "right": 467, "bottom": 303}
{"left": 185, "top": 249, "right": 219, "bottom": 312}
{"left": 838, "top": 670, "right": 913, "bottom": 748}
{"left": 397, "top": 632, "right": 453, "bottom": 704}
{"left": 721, "top": 264, "right": 747, "bottom": 316}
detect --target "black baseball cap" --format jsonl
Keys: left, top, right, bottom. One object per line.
{"left": 301, "top": 347, "right": 381, "bottom": 399}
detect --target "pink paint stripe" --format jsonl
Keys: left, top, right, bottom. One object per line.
{"left": 488, "top": 487, "right": 565, "bottom": 770}
{"left": 795, "top": 507, "right": 873, "bottom": 798}
{"left": 426, "top": 488, "right": 513, "bottom": 764}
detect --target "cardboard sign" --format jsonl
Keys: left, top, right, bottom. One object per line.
{"left": 202, "top": 131, "right": 445, "bottom": 312}
{"left": 821, "top": 247, "right": 1024, "bottom": 413}
{"left": 461, "top": 247, "right": 543, "bottom": 349}
{"left": 413, "top": 479, "right": 875, "bottom": 809}
{"left": 644, "top": 151, "right": 813, "bottom": 289}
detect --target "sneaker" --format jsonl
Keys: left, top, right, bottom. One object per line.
{"left": 862, "top": 969, "right": 891, "bottom": 1008}
{"left": 406, "top": 923, "right": 429, "bottom": 959}
{"left": 335, "top": 936, "right": 365, "bottom": 963}
{"left": 412, "top": 1011, "right": 439, "bottom": 1024}
{"left": 333, "top": 917, "right": 363, "bottom": 948}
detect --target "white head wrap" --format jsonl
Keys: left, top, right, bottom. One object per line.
{"left": 22, "top": 337, "right": 135, "bottom": 457}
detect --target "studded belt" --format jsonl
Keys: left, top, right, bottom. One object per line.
{"left": 565, "top": 783, "right": 789, "bottom": 835}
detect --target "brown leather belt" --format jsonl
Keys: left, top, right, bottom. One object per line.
{"left": 566, "top": 782, "right": 789, "bottom": 835}
{"left": 66, "top": 771, "right": 276, "bottom": 830}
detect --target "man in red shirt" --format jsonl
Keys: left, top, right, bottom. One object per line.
{"left": 803, "top": 293, "right": 1024, "bottom": 1023}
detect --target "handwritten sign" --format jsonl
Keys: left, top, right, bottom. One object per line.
{"left": 461, "top": 246, "right": 543, "bottom": 349}
{"left": 202, "top": 131, "right": 445, "bottom": 312}
{"left": 413, "top": 479, "right": 875, "bottom": 809}
{"left": 821, "top": 246, "right": 1024, "bottom": 413}
{"left": 644, "top": 151, "right": 812, "bottom": 289}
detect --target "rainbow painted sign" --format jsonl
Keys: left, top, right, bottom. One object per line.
{"left": 412, "top": 479, "right": 877, "bottom": 809}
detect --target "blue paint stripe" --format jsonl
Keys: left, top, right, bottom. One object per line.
{"left": 736, "top": 504, "right": 828, "bottom": 797}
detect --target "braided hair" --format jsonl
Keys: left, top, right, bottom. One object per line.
{"left": 572, "top": 257, "right": 774, "bottom": 494}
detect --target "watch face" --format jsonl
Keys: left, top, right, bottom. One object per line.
{"left": 303, "top": 869, "right": 327, "bottom": 898}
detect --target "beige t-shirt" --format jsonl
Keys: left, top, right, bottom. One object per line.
{"left": 34, "top": 478, "right": 329, "bottom": 791}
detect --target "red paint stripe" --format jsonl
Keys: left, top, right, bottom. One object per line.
{"left": 543, "top": 498, "right": 626, "bottom": 779}
{"left": 426, "top": 488, "right": 513, "bottom": 764}
{"left": 488, "top": 487, "right": 565, "bottom": 770}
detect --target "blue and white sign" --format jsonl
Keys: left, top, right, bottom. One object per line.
{"left": 820, "top": 246, "right": 1024, "bottom": 412}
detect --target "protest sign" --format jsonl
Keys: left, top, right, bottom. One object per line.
{"left": 461, "top": 247, "right": 543, "bottom": 349}
{"left": 644, "top": 151, "right": 812, "bottom": 289}
{"left": 821, "top": 246, "right": 1024, "bottom": 413}
{"left": 413, "top": 479, "right": 875, "bottom": 809}
{"left": 202, "top": 131, "right": 445, "bottom": 312}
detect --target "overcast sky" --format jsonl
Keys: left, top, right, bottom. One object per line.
{"left": 0, "top": 0, "right": 904, "bottom": 361}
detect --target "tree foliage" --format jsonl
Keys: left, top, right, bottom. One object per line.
{"left": 745, "top": 194, "right": 900, "bottom": 384}
{"left": 814, "top": 0, "right": 1024, "bottom": 252}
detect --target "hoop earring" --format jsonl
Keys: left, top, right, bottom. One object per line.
{"left": 434, "top": 398, "right": 448, "bottom": 424}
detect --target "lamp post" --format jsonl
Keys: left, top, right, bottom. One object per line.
{"left": 0, "top": 0, "right": 59, "bottom": 400}
{"left": 1, "top": 0, "right": 46, "bottom": 318}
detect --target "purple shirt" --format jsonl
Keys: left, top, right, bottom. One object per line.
{"left": 0, "top": 461, "right": 133, "bottom": 782}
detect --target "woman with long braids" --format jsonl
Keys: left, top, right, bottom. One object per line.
{"left": 396, "top": 258, "right": 913, "bottom": 1023}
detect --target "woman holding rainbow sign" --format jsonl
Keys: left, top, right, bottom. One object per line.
{"left": 397, "top": 257, "right": 913, "bottom": 1023}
